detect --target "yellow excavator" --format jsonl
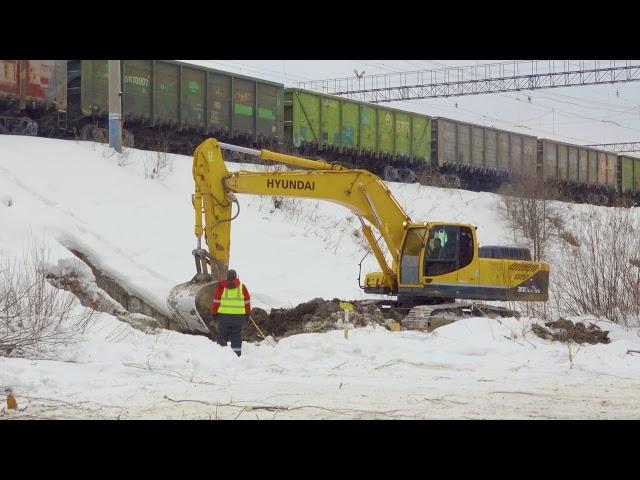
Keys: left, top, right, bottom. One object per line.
{"left": 167, "top": 138, "right": 550, "bottom": 333}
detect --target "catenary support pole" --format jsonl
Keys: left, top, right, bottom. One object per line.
{"left": 108, "top": 60, "right": 123, "bottom": 153}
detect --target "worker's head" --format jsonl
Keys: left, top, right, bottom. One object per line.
{"left": 226, "top": 269, "right": 238, "bottom": 282}
{"left": 434, "top": 238, "right": 442, "bottom": 249}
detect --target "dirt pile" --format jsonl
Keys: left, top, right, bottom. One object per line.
{"left": 531, "top": 318, "right": 610, "bottom": 344}
{"left": 241, "top": 298, "right": 390, "bottom": 342}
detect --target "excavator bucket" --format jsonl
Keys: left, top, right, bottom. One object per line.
{"left": 167, "top": 253, "right": 229, "bottom": 335}
{"left": 167, "top": 280, "right": 220, "bottom": 334}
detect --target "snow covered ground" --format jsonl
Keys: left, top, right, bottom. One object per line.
{"left": 1, "top": 136, "right": 640, "bottom": 419}
{"left": 3, "top": 313, "right": 640, "bottom": 419}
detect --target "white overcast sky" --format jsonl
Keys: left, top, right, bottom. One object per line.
{"left": 181, "top": 60, "right": 640, "bottom": 156}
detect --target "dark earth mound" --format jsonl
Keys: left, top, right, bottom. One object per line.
{"left": 238, "top": 298, "right": 390, "bottom": 342}
{"left": 531, "top": 318, "right": 610, "bottom": 345}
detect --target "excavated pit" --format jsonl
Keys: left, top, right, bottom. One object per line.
{"left": 47, "top": 249, "right": 502, "bottom": 342}
{"left": 68, "top": 250, "right": 174, "bottom": 327}
{"left": 46, "top": 248, "right": 184, "bottom": 335}
{"left": 46, "top": 251, "right": 523, "bottom": 344}
{"left": 46, "top": 249, "right": 395, "bottom": 341}
{"left": 39, "top": 242, "right": 409, "bottom": 341}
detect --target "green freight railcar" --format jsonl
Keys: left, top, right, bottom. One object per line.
{"left": 76, "top": 60, "right": 284, "bottom": 148}
{"left": 620, "top": 155, "right": 640, "bottom": 192}
{"left": 284, "top": 88, "right": 431, "bottom": 166}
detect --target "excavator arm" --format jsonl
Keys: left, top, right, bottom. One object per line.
{"left": 192, "top": 138, "right": 411, "bottom": 289}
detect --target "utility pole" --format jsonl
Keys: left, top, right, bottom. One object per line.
{"left": 108, "top": 60, "right": 123, "bottom": 153}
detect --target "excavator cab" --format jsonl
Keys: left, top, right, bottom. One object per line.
{"left": 398, "top": 223, "right": 478, "bottom": 288}
{"left": 364, "top": 223, "right": 478, "bottom": 294}
{"left": 368, "top": 222, "right": 549, "bottom": 304}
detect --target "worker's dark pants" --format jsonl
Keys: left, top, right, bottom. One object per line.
{"left": 217, "top": 313, "right": 245, "bottom": 357}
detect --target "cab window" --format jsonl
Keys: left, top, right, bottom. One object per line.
{"left": 459, "top": 227, "right": 473, "bottom": 269}
{"left": 424, "top": 226, "right": 474, "bottom": 276}
{"left": 400, "top": 228, "right": 427, "bottom": 284}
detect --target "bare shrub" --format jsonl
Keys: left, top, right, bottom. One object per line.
{"left": 499, "top": 178, "right": 561, "bottom": 261}
{"left": 263, "top": 163, "right": 301, "bottom": 214}
{"left": 504, "top": 298, "right": 549, "bottom": 320}
{"left": 415, "top": 168, "right": 461, "bottom": 189}
{"left": 553, "top": 207, "right": 640, "bottom": 327}
{"left": 272, "top": 196, "right": 284, "bottom": 211}
{"left": 101, "top": 143, "right": 133, "bottom": 167}
{"left": 144, "top": 131, "right": 173, "bottom": 180}
{"left": 559, "top": 231, "right": 580, "bottom": 247}
{"left": 0, "top": 241, "right": 96, "bottom": 358}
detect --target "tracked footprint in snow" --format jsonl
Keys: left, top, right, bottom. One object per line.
{"left": 0, "top": 193, "right": 13, "bottom": 207}
{"left": 0, "top": 165, "right": 92, "bottom": 225}
{"left": 0, "top": 165, "right": 61, "bottom": 208}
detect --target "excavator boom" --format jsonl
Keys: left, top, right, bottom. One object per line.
{"left": 195, "top": 139, "right": 410, "bottom": 281}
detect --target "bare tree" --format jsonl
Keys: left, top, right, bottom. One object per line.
{"left": 0, "top": 240, "right": 95, "bottom": 358}
{"left": 101, "top": 142, "right": 133, "bottom": 167}
{"left": 553, "top": 207, "right": 640, "bottom": 327}
{"left": 499, "top": 178, "right": 561, "bottom": 261}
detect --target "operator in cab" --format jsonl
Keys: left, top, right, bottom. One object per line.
{"left": 429, "top": 238, "right": 444, "bottom": 259}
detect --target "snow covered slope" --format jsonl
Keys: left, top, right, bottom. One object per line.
{"left": 2, "top": 136, "right": 640, "bottom": 419}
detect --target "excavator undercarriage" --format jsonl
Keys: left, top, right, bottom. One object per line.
{"left": 376, "top": 298, "right": 520, "bottom": 332}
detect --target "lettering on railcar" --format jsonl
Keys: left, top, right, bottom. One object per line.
{"left": 124, "top": 75, "right": 150, "bottom": 87}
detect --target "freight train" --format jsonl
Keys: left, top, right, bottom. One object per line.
{"left": 2, "top": 59, "right": 640, "bottom": 205}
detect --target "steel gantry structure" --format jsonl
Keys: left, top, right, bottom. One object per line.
{"left": 297, "top": 60, "right": 640, "bottom": 103}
